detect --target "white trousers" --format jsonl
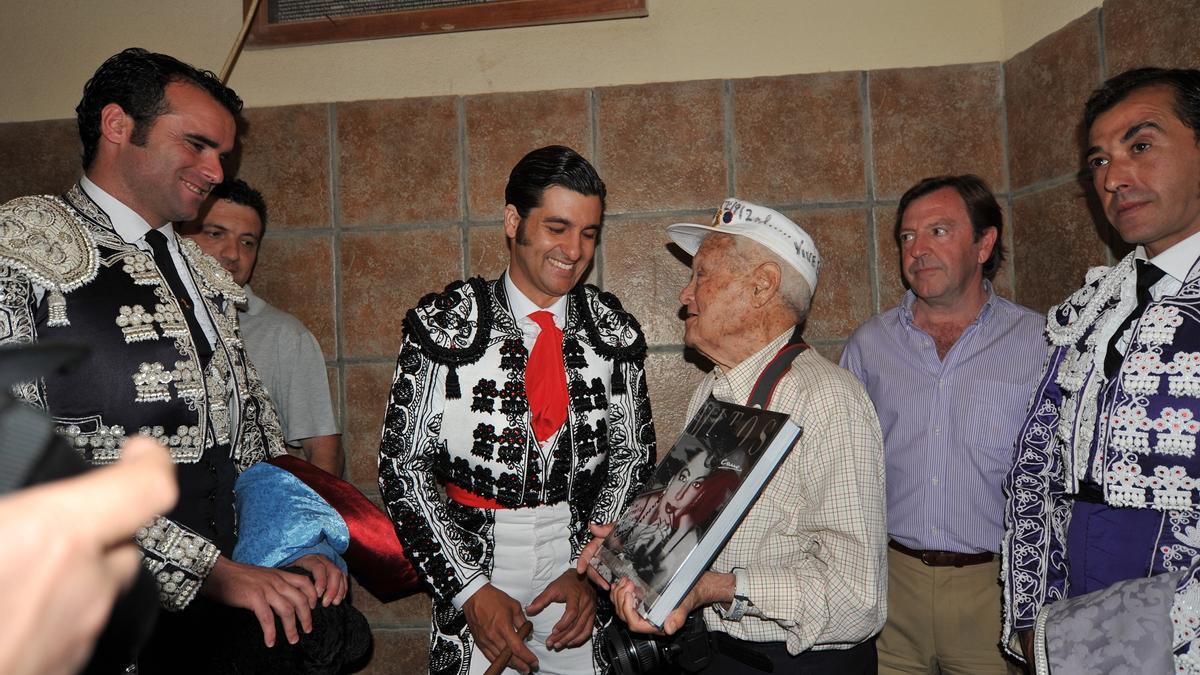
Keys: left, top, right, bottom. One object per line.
{"left": 467, "top": 502, "right": 595, "bottom": 675}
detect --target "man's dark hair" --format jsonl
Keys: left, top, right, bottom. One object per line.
{"left": 894, "top": 174, "right": 1005, "bottom": 281}
{"left": 210, "top": 179, "right": 268, "bottom": 234}
{"left": 76, "top": 47, "right": 243, "bottom": 169}
{"left": 1084, "top": 67, "right": 1200, "bottom": 142}
{"left": 505, "top": 145, "right": 606, "bottom": 239}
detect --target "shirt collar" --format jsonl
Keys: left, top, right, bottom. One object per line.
{"left": 712, "top": 328, "right": 795, "bottom": 406}
{"left": 503, "top": 268, "right": 568, "bottom": 327}
{"left": 242, "top": 284, "right": 266, "bottom": 315}
{"left": 1140, "top": 228, "right": 1200, "bottom": 284}
{"left": 898, "top": 279, "right": 997, "bottom": 328}
{"left": 80, "top": 175, "right": 165, "bottom": 245}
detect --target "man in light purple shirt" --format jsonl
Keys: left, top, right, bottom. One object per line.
{"left": 840, "top": 175, "right": 1046, "bottom": 674}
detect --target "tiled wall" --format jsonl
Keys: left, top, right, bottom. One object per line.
{"left": 0, "top": 0, "right": 1193, "bottom": 669}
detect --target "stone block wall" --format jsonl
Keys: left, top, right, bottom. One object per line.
{"left": 0, "top": 0, "right": 1193, "bottom": 668}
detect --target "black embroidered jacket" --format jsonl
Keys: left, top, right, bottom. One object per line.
{"left": 0, "top": 185, "right": 286, "bottom": 611}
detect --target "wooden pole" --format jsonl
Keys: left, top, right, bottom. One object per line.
{"left": 220, "top": 0, "right": 261, "bottom": 84}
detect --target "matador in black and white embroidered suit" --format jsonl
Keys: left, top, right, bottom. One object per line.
{"left": 0, "top": 183, "right": 286, "bottom": 612}
{"left": 378, "top": 275, "right": 656, "bottom": 675}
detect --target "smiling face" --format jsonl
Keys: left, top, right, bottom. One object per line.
{"left": 184, "top": 199, "right": 263, "bottom": 286}
{"left": 1086, "top": 86, "right": 1200, "bottom": 257}
{"left": 111, "top": 81, "right": 235, "bottom": 227}
{"left": 897, "top": 186, "right": 995, "bottom": 308}
{"left": 504, "top": 185, "right": 601, "bottom": 307}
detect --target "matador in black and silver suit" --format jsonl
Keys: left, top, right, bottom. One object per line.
{"left": 378, "top": 275, "right": 656, "bottom": 674}
{"left": 0, "top": 183, "right": 285, "bottom": 609}
{"left": 3, "top": 47, "right": 370, "bottom": 674}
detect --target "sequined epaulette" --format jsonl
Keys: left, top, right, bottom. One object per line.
{"left": 179, "top": 237, "right": 247, "bottom": 306}
{"left": 573, "top": 283, "right": 647, "bottom": 363}
{"left": 0, "top": 195, "right": 99, "bottom": 326}
{"left": 403, "top": 277, "right": 493, "bottom": 367}
{"left": 1046, "top": 256, "right": 1131, "bottom": 347}
{"left": 403, "top": 277, "right": 493, "bottom": 400}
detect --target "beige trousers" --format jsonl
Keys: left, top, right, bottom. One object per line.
{"left": 878, "top": 547, "right": 1021, "bottom": 675}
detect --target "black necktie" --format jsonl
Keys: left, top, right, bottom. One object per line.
{"left": 144, "top": 229, "right": 212, "bottom": 361}
{"left": 1104, "top": 260, "right": 1166, "bottom": 378}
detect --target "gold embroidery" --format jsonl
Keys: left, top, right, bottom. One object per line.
{"left": 136, "top": 516, "right": 218, "bottom": 610}
{"left": 179, "top": 236, "right": 245, "bottom": 305}
{"left": 151, "top": 283, "right": 189, "bottom": 340}
{"left": 206, "top": 357, "right": 231, "bottom": 446}
{"left": 172, "top": 360, "right": 205, "bottom": 405}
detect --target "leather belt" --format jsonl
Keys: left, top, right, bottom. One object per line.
{"left": 888, "top": 539, "right": 994, "bottom": 567}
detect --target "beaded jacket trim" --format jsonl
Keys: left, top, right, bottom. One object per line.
{"left": 0, "top": 194, "right": 100, "bottom": 327}
{"left": 405, "top": 276, "right": 648, "bottom": 367}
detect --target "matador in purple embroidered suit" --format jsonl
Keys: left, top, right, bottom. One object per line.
{"left": 1003, "top": 67, "right": 1200, "bottom": 672}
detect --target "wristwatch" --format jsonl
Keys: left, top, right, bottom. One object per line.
{"left": 715, "top": 567, "right": 750, "bottom": 621}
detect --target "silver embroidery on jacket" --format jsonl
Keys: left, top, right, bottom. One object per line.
{"left": 133, "top": 362, "right": 173, "bottom": 403}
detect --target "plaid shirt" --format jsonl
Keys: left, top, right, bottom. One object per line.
{"left": 690, "top": 330, "right": 888, "bottom": 653}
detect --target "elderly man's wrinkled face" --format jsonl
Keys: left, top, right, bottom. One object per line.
{"left": 679, "top": 235, "right": 750, "bottom": 364}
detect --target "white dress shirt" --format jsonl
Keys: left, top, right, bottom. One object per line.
{"left": 80, "top": 176, "right": 217, "bottom": 347}
{"left": 1114, "top": 228, "right": 1200, "bottom": 356}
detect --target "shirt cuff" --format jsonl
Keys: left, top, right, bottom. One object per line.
{"left": 736, "top": 570, "right": 768, "bottom": 619}
{"left": 741, "top": 566, "right": 793, "bottom": 625}
{"left": 452, "top": 576, "right": 490, "bottom": 610}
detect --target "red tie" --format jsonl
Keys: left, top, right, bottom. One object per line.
{"left": 525, "top": 311, "right": 568, "bottom": 443}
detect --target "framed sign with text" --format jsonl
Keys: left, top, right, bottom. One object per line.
{"left": 244, "top": 0, "right": 648, "bottom": 48}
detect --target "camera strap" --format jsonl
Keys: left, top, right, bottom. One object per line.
{"left": 746, "top": 325, "right": 807, "bottom": 410}
{"left": 695, "top": 326, "right": 805, "bottom": 674}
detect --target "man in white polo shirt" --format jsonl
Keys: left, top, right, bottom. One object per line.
{"left": 181, "top": 179, "right": 343, "bottom": 476}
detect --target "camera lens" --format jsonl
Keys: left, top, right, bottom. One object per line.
{"left": 602, "top": 625, "right": 666, "bottom": 675}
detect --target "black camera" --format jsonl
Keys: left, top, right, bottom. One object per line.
{"left": 603, "top": 612, "right": 712, "bottom": 675}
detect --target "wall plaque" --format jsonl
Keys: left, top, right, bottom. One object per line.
{"left": 245, "top": 0, "right": 648, "bottom": 48}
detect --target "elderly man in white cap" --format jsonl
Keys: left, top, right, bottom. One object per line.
{"left": 607, "top": 198, "right": 888, "bottom": 674}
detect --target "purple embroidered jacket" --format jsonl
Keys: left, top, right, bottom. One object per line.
{"left": 1002, "top": 253, "right": 1200, "bottom": 665}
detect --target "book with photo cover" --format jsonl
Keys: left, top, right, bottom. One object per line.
{"left": 589, "top": 396, "right": 802, "bottom": 628}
